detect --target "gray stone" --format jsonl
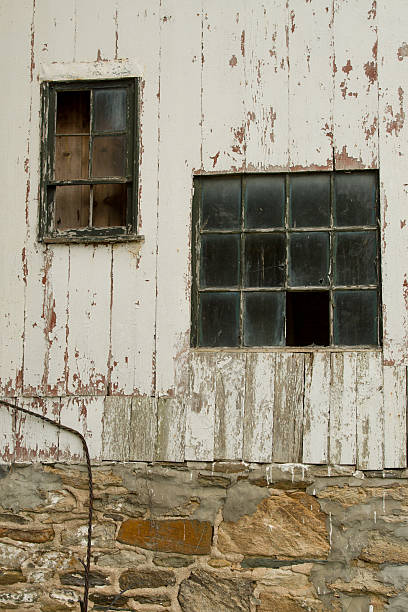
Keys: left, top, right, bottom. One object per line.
{"left": 178, "top": 569, "right": 254, "bottom": 612}
{"left": 222, "top": 480, "right": 270, "bottom": 522}
{"left": 387, "top": 593, "right": 408, "bottom": 611}
{"left": 0, "top": 464, "right": 62, "bottom": 512}
{"left": 0, "top": 512, "right": 29, "bottom": 524}
{"left": 153, "top": 555, "right": 194, "bottom": 568}
{"left": 119, "top": 568, "right": 176, "bottom": 590}
{"left": 0, "top": 588, "right": 38, "bottom": 607}
{"left": 89, "top": 593, "right": 130, "bottom": 608}
{"left": 0, "top": 543, "right": 29, "bottom": 568}
{"left": 60, "top": 570, "right": 109, "bottom": 587}
{"left": 61, "top": 522, "right": 116, "bottom": 548}
{"left": 133, "top": 594, "right": 171, "bottom": 606}
{"left": 241, "top": 557, "right": 324, "bottom": 569}
{"left": 380, "top": 565, "right": 408, "bottom": 590}
{"left": 95, "top": 549, "right": 146, "bottom": 568}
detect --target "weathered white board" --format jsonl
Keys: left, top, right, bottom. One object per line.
{"left": 383, "top": 365, "right": 407, "bottom": 469}
{"left": 243, "top": 352, "right": 275, "bottom": 463}
{"left": 0, "top": 398, "right": 15, "bottom": 464}
{"left": 74, "top": 0, "right": 117, "bottom": 62}
{"left": 329, "top": 352, "right": 357, "bottom": 465}
{"left": 59, "top": 396, "right": 104, "bottom": 462}
{"left": 102, "top": 396, "right": 132, "bottom": 461}
{"left": 303, "top": 353, "right": 330, "bottom": 464}
{"left": 356, "top": 351, "right": 384, "bottom": 470}
{"left": 14, "top": 397, "right": 60, "bottom": 463}
{"left": 214, "top": 352, "right": 246, "bottom": 460}
{"left": 273, "top": 353, "right": 304, "bottom": 463}
{"left": 333, "top": 0, "right": 378, "bottom": 169}
{"left": 185, "top": 352, "right": 216, "bottom": 461}
{"left": 129, "top": 396, "right": 157, "bottom": 462}
{"left": 244, "top": 0, "right": 289, "bottom": 171}
{"left": 288, "top": 0, "right": 333, "bottom": 170}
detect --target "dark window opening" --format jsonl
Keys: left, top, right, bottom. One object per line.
{"left": 286, "top": 291, "right": 330, "bottom": 347}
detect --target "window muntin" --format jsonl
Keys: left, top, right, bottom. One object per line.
{"left": 191, "top": 171, "right": 380, "bottom": 348}
{"left": 39, "top": 79, "right": 139, "bottom": 242}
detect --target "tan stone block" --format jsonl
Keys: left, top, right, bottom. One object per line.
{"left": 0, "top": 526, "right": 54, "bottom": 543}
{"left": 257, "top": 591, "right": 323, "bottom": 612}
{"left": 360, "top": 532, "right": 408, "bottom": 564}
{"left": 317, "top": 484, "right": 408, "bottom": 508}
{"left": 218, "top": 490, "right": 329, "bottom": 559}
{"left": 117, "top": 518, "right": 212, "bottom": 555}
{"left": 329, "top": 568, "right": 397, "bottom": 597}
{"left": 208, "top": 558, "right": 231, "bottom": 568}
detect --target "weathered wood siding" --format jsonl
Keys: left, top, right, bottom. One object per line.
{"left": 0, "top": 1, "right": 407, "bottom": 467}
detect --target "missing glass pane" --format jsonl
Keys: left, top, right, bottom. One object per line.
{"left": 56, "top": 90, "right": 90, "bottom": 134}
{"left": 286, "top": 291, "right": 330, "bottom": 346}
{"left": 54, "top": 185, "right": 90, "bottom": 230}
{"left": 93, "top": 184, "right": 127, "bottom": 227}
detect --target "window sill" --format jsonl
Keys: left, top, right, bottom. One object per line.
{"left": 192, "top": 346, "right": 382, "bottom": 353}
{"left": 41, "top": 233, "right": 144, "bottom": 245}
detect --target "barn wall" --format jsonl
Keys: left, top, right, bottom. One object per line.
{"left": 0, "top": 0, "right": 407, "bottom": 469}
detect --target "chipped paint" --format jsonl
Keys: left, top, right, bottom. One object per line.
{"left": 364, "top": 61, "right": 377, "bottom": 86}
{"left": 385, "top": 87, "right": 405, "bottom": 136}
{"left": 397, "top": 42, "right": 408, "bottom": 61}
{"left": 229, "top": 54, "right": 237, "bottom": 67}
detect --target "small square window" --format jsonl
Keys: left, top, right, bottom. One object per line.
{"left": 39, "top": 79, "right": 139, "bottom": 243}
{"left": 191, "top": 171, "right": 380, "bottom": 348}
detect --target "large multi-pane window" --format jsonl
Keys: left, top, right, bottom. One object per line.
{"left": 191, "top": 171, "right": 380, "bottom": 348}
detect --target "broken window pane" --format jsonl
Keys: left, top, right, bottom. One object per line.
{"left": 92, "top": 135, "right": 127, "bottom": 177}
{"left": 200, "top": 234, "right": 240, "bottom": 288}
{"left": 199, "top": 292, "right": 239, "bottom": 347}
{"left": 334, "top": 290, "right": 378, "bottom": 345}
{"left": 334, "top": 171, "right": 376, "bottom": 226}
{"left": 244, "top": 233, "right": 286, "bottom": 287}
{"left": 244, "top": 175, "right": 285, "bottom": 228}
{"left": 335, "top": 231, "right": 377, "bottom": 286}
{"left": 286, "top": 291, "right": 330, "bottom": 346}
{"left": 56, "top": 90, "right": 90, "bottom": 134}
{"left": 55, "top": 136, "right": 89, "bottom": 180}
{"left": 201, "top": 176, "right": 241, "bottom": 230}
{"left": 289, "top": 232, "right": 329, "bottom": 287}
{"left": 54, "top": 185, "right": 90, "bottom": 230}
{"left": 243, "top": 292, "right": 285, "bottom": 346}
{"left": 94, "top": 88, "right": 127, "bottom": 132}
{"left": 289, "top": 173, "right": 330, "bottom": 228}
{"left": 93, "top": 184, "right": 127, "bottom": 227}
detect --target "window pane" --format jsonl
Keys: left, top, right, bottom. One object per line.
{"left": 334, "top": 171, "right": 377, "bottom": 226}
{"left": 244, "top": 175, "right": 284, "bottom": 228}
{"left": 93, "top": 184, "right": 127, "bottom": 227}
{"left": 244, "top": 233, "right": 285, "bottom": 287}
{"left": 54, "top": 185, "right": 89, "bottom": 230}
{"left": 92, "top": 135, "right": 126, "bottom": 177}
{"left": 243, "top": 292, "right": 285, "bottom": 346}
{"left": 334, "top": 290, "right": 378, "bottom": 345}
{"left": 199, "top": 292, "right": 239, "bottom": 347}
{"left": 200, "top": 234, "right": 240, "bottom": 288}
{"left": 55, "top": 135, "right": 89, "bottom": 180}
{"left": 94, "top": 88, "right": 127, "bottom": 132}
{"left": 289, "top": 173, "right": 330, "bottom": 228}
{"left": 201, "top": 176, "right": 241, "bottom": 230}
{"left": 335, "top": 231, "right": 377, "bottom": 286}
{"left": 56, "top": 90, "right": 90, "bottom": 134}
{"left": 289, "top": 232, "right": 329, "bottom": 286}
{"left": 286, "top": 291, "right": 330, "bottom": 346}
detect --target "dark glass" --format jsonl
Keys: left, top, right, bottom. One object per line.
{"left": 286, "top": 291, "right": 330, "bottom": 346}
{"left": 334, "top": 172, "right": 377, "bottom": 226}
{"left": 244, "top": 175, "right": 285, "bottom": 228}
{"left": 289, "top": 173, "right": 330, "bottom": 227}
{"left": 94, "top": 88, "right": 127, "bottom": 132}
{"left": 200, "top": 234, "right": 240, "bottom": 288}
{"left": 55, "top": 135, "right": 89, "bottom": 180}
{"left": 201, "top": 176, "right": 241, "bottom": 230}
{"left": 56, "top": 90, "right": 90, "bottom": 134}
{"left": 334, "top": 290, "right": 378, "bottom": 345}
{"left": 199, "top": 292, "right": 239, "bottom": 347}
{"left": 93, "top": 184, "right": 127, "bottom": 227}
{"left": 244, "top": 233, "right": 285, "bottom": 287}
{"left": 54, "top": 185, "right": 90, "bottom": 229}
{"left": 335, "top": 231, "right": 377, "bottom": 286}
{"left": 92, "top": 135, "right": 126, "bottom": 177}
{"left": 289, "top": 232, "right": 329, "bottom": 286}
{"left": 243, "top": 292, "right": 285, "bottom": 346}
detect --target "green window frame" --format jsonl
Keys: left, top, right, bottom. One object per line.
{"left": 38, "top": 78, "right": 139, "bottom": 243}
{"left": 191, "top": 171, "right": 381, "bottom": 348}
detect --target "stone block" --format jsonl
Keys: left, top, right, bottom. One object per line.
{"left": 153, "top": 555, "right": 194, "bottom": 568}
{"left": 133, "top": 593, "right": 172, "bottom": 606}
{"left": 60, "top": 570, "right": 109, "bottom": 587}
{"left": 0, "top": 526, "right": 54, "bottom": 543}
{"left": 119, "top": 568, "right": 175, "bottom": 590}
{"left": 89, "top": 593, "right": 130, "bottom": 608}
{"left": 95, "top": 549, "right": 146, "bottom": 567}
{"left": 0, "top": 588, "right": 38, "bottom": 608}
{"left": 117, "top": 518, "right": 212, "bottom": 555}
{"left": 0, "top": 569, "right": 25, "bottom": 585}
{"left": 178, "top": 569, "right": 253, "bottom": 612}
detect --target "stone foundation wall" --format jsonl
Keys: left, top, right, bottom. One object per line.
{"left": 1, "top": 461, "right": 408, "bottom": 611}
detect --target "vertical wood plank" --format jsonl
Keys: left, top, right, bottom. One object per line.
{"left": 288, "top": 0, "right": 333, "bottom": 170}
{"left": 59, "top": 396, "right": 104, "bottom": 462}
{"left": 129, "top": 396, "right": 157, "bottom": 462}
{"left": 185, "top": 352, "right": 216, "bottom": 461}
{"left": 333, "top": 0, "right": 378, "bottom": 169}
{"left": 378, "top": 0, "right": 408, "bottom": 366}
{"left": 243, "top": 353, "right": 275, "bottom": 463}
{"left": 110, "top": 1, "right": 160, "bottom": 396}
{"left": 329, "top": 352, "right": 357, "bottom": 465}
{"left": 67, "top": 246, "right": 111, "bottom": 395}
{"left": 273, "top": 353, "right": 305, "bottom": 463}
{"left": 214, "top": 353, "right": 246, "bottom": 460}
{"left": 74, "top": 0, "right": 116, "bottom": 62}
{"left": 102, "top": 396, "right": 132, "bottom": 461}
{"left": 0, "top": 398, "right": 15, "bottom": 464}
{"left": 14, "top": 397, "right": 60, "bottom": 463}
{"left": 244, "top": 0, "right": 289, "bottom": 171}
{"left": 201, "top": 0, "right": 247, "bottom": 172}
{"left": 303, "top": 353, "right": 330, "bottom": 464}
{"left": 384, "top": 365, "right": 407, "bottom": 468}
{"left": 356, "top": 351, "right": 384, "bottom": 470}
